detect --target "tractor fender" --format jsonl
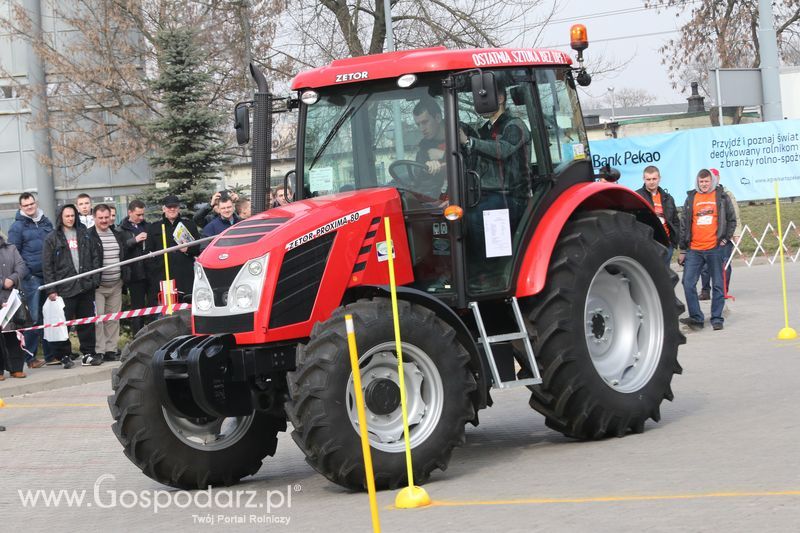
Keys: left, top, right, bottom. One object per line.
{"left": 516, "top": 182, "right": 668, "bottom": 298}
{"left": 343, "top": 285, "right": 490, "bottom": 412}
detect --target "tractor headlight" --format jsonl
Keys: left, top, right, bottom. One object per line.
{"left": 235, "top": 284, "right": 254, "bottom": 309}
{"left": 247, "top": 259, "right": 263, "bottom": 276}
{"left": 195, "top": 288, "right": 213, "bottom": 311}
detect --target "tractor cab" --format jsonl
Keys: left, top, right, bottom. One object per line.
{"left": 287, "top": 48, "right": 591, "bottom": 306}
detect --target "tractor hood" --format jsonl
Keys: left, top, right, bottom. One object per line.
{"left": 193, "top": 187, "right": 413, "bottom": 343}
{"left": 200, "top": 187, "right": 401, "bottom": 268}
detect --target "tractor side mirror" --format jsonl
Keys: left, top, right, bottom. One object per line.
{"left": 234, "top": 103, "right": 250, "bottom": 146}
{"left": 283, "top": 170, "right": 296, "bottom": 202}
{"left": 470, "top": 72, "right": 499, "bottom": 116}
{"left": 596, "top": 164, "right": 621, "bottom": 183}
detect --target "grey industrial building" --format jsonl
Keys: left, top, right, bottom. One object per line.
{"left": 0, "top": 0, "right": 151, "bottom": 234}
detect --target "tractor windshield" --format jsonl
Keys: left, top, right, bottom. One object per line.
{"left": 301, "top": 78, "right": 448, "bottom": 205}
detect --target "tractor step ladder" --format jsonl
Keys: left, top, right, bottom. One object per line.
{"left": 469, "top": 297, "right": 542, "bottom": 389}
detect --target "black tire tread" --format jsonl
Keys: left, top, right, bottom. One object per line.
{"left": 526, "top": 210, "right": 685, "bottom": 439}
{"left": 108, "top": 314, "right": 286, "bottom": 489}
{"left": 285, "top": 297, "right": 476, "bottom": 490}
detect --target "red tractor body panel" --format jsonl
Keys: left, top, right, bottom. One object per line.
{"left": 515, "top": 182, "right": 664, "bottom": 298}
{"left": 195, "top": 188, "right": 413, "bottom": 343}
{"left": 291, "top": 47, "right": 572, "bottom": 89}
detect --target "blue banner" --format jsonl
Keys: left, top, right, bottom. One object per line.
{"left": 588, "top": 119, "right": 800, "bottom": 205}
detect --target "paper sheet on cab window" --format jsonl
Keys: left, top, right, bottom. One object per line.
{"left": 483, "top": 209, "right": 512, "bottom": 258}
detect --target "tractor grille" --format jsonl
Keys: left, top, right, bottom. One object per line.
{"left": 203, "top": 265, "right": 241, "bottom": 306}
{"left": 269, "top": 232, "right": 335, "bottom": 329}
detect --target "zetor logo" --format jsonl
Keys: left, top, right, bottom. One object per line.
{"left": 592, "top": 150, "right": 661, "bottom": 167}
{"left": 335, "top": 71, "right": 368, "bottom": 83}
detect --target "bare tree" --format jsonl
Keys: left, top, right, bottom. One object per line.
{"left": 266, "top": 0, "right": 552, "bottom": 79}
{"left": 601, "top": 87, "right": 657, "bottom": 108}
{"left": 0, "top": 0, "right": 285, "bottom": 176}
{"left": 646, "top": 0, "right": 800, "bottom": 123}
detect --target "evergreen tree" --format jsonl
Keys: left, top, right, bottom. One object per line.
{"left": 146, "top": 27, "right": 228, "bottom": 212}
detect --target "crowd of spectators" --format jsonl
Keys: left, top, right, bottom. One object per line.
{"left": 0, "top": 190, "right": 252, "bottom": 378}
{"left": 634, "top": 165, "right": 739, "bottom": 332}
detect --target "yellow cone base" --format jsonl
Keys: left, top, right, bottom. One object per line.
{"left": 0, "top": 398, "right": 5, "bottom": 408}
{"left": 777, "top": 327, "right": 798, "bottom": 340}
{"left": 395, "top": 486, "right": 431, "bottom": 509}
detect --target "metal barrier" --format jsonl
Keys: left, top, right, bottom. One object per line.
{"left": 728, "top": 222, "right": 800, "bottom": 268}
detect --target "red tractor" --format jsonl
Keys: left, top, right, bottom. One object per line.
{"left": 109, "top": 29, "right": 684, "bottom": 490}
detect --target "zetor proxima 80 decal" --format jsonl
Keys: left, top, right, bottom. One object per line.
{"left": 285, "top": 208, "right": 371, "bottom": 250}
{"left": 109, "top": 24, "right": 684, "bottom": 494}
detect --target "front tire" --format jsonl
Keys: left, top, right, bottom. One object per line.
{"left": 526, "top": 210, "right": 685, "bottom": 439}
{"left": 108, "top": 313, "right": 286, "bottom": 489}
{"left": 286, "top": 298, "right": 476, "bottom": 490}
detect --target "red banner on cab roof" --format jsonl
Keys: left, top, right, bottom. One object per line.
{"left": 291, "top": 47, "right": 572, "bottom": 90}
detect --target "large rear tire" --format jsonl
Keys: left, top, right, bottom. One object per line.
{"left": 108, "top": 313, "right": 286, "bottom": 489}
{"left": 526, "top": 210, "right": 685, "bottom": 439}
{"left": 286, "top": 298, "right": 476, "bottom": 490}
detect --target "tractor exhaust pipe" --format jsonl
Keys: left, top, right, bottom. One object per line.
{"left": 249, "top": 63, "right": 272, "bottom": 216}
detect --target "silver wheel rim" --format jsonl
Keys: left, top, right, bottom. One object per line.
{"left": 162, "top": 409, "right": 255, "bottom": 451}
{"left": 346, "top": 341, "right": 444, "bottom": 453}
{"left": 584, "top": 256, "right": 664, "bottom": 393}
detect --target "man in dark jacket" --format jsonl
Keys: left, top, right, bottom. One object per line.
{"left": 42, "top": 204, "right": 102, "bottom": 368}
{"left": 635, "top": 165, "right": 680, "bottom": 267}
{"left": 202, "top": 193, "right": 240, "bottom": 239}
{"left": 146, "top": 195, "right": 200, "bottom": 301}
{"left": 7, "top": 192, "right": 54, "bottom": 367}
{"left": 119, "top": 199, "right": 157, "bottom": 334}
{"left": 678, "top": 168, "right": 737, "bottom": 331}
{"left": 0, "top": 234, "right": 29, "bottom": 379}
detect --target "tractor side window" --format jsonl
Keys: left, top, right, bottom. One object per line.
{"left": 535, "top": 69, "right": 588, "bottom": 172}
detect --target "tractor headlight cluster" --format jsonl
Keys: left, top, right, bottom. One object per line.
{"left": 229, "top": 254, "right": 268, "bottom": 312}
{"left": 191, "top": 253, "right": 268, "bottom": 316}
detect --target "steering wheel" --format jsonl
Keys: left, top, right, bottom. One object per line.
{"left": 388, "top": 160, "right": 429, "bottom": 188}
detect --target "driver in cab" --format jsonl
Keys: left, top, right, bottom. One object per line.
{"left": 409, "top": 98, "right": 448, "bottom": 207}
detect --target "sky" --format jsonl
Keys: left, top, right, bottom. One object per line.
{"left": 513, "top": 0, "right": 693, "bottom": 108}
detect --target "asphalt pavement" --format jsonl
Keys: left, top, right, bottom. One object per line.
{"left": 1, "top": 261, "right": 800, "bottom": 532}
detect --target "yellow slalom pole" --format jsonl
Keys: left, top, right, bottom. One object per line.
{"left": 161, "top": 223, "right": 174, "bottom": 315}
{"left": 774, "top": 182, "right": 797, "bottom": 340}
{"left": 345, "top": 314, "right": 381, "bottom": 533}
{"left": 383, "top": 217, "right": 431, "bottom": 509}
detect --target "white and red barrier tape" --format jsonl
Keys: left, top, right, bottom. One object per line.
{"left": 14, "top": 303, "right": 191, "bottom": 333}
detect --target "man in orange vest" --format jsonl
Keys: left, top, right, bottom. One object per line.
{"left": 636, "top": 165, "right": 680, "bottom": 267}
{"left": 678, "top": 168, "right": 737, "bottom": 330}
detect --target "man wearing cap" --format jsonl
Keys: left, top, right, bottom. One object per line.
{"left": 146, "top": 195, "right": 200, "bottom": 300}
{"left": 699, "top": 167, "right": 741, "bottom": 299}
{"left": 678, "top": 168, "right": 737, "bottom": 331}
